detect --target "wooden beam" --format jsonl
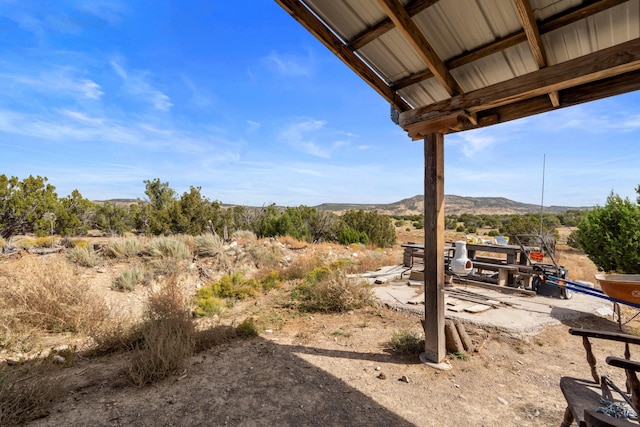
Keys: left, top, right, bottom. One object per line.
{"left": 406, "top": 68, "right": 640, "bottom": 138}
{"left": 514, "top": 0, "right": 547, "bottom": 68}
{"left": 275, "top": 0, "right": 410, "bottom": 111}
{"left": 423, "top": 132, "right": 446, "bottom": 363}
{"left": 376, "top": 0, "right": 463, "bottom": 96}
{"left": 392, "top": 0, "right": 627, "bottom": 91}
{"left": 400, "top": 37, "right": 640, "bottom": 129}
{"left": 349, "top": 0, "right": 439, "bottom": 50}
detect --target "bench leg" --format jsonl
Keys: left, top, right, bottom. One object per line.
{"left": 560, "top": 406, "right": 574, "bottom": 427}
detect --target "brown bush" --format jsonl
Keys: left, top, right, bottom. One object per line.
{"left": 0, "top": 257, "right": 108, "bottom": 345}
{"left": 0, "top": 363, "right": 62, "bottom": 425}
{"left": 126, "top": 275, "right": 196, "bottom": 386}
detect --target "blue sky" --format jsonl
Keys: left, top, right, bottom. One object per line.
{"left": 1, "top": 1, "right": 639, "bottom": 208}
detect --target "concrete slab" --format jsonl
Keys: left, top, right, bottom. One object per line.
{"left": 374, "top": 279, "right": 616, "bottom": 335}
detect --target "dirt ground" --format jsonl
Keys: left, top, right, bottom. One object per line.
{"left": 2, "top": 232, "right": 638, "bottom": 427}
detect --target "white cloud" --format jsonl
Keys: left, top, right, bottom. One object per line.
{"left": 78, "top": 0, "right": 128, "bottom": 25}
{"left": 278, "top": 119, "right": 357, "bottom": 158}
{"left": 2, "top": 68, "right": 104, "bottom": 100}
{"left": 110, "top": 60, "right": 172, "bottom": 111}
{"left": 457, "top": 132, "right": 497, "bottom": 158}
{"left": 262, "top": 51, "right": 313, "bottom": 77}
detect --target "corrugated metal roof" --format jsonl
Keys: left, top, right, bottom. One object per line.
{"left": 278, "top": 0, "right": 640, "bottom": 136}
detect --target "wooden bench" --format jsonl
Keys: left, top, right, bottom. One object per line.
{"left": 470, "top": 261, "right": 520, "bottom": 286}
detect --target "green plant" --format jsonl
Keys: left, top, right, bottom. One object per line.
{"left": 208, "top": 272, "right": 260, "bottom": 300}
{"left": 236, "top": 317, "right": 260, "bottom": 337}
{"left": 112, "top": 267, "right": 145, "bottom": 291}
{"left": 193, "top": 286, "right": 225, "bottom": 317}
{"left": 104, "top": 238, "right": 142, "bottom": 258}
{"left": 575, "top": 191, "right": 640, "bottom": 273}
{"left": 449, "top": 351, "right": 469, "bottom": 360}
{"left": 146, "top": 236, "right": 192, "bottom": 260}
{"left": 387, "top": 329, "right": 422, "bottom": 355}
{"left": 66, "top": 246, "right": 100, "bottom": 267}
{"left": 259, "top": 270, "right": 282, "bottom": 292}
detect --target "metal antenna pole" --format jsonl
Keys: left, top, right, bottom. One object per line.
{"left": 539, "top": 154, "right": 545, "bottom": 238}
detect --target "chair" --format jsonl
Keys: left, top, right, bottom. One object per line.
{"left": 560, "top": 328, "right": 640, "bottom": 426}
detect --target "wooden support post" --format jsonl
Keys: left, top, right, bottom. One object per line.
{"left": 423, "top": 132, "right": 446, "bottom": 363}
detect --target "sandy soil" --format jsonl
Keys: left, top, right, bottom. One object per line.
{"left": 2, "top": 235, "right": 637, "bottom": 427}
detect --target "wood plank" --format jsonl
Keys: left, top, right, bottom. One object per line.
{"left": 400, "top": 38, "right": 640, "bottom": 130}
{"left": 349, "top": 0, "right": 439, "bottom": 50}
{"left": 455, "top": 278, "right": 537, "bottom": 296}
{"left": 392, "top": 0, "right": 626, "bottom": 91}
{"left": 422, "top": 132, "right": 446, "bottom": 363}
{"left": 464, "top": 304, "right": 492, "bottom": 313}
{"left": 514, "top": 0, "right": 547, "bottom": 68}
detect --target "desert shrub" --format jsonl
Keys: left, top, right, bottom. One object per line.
{"left": 193, "top": 286, "right": 225, "bottom": 317}
{"left": 387, "top": 329, "right": 423, "bottom": 355}
{"left": 346, "top": 251, "right": 396, "bottom": 274}
{"left": 104, "top": 238, "right": 142, "bottom": 258}
{"left": 195, "top": 233, "right": 225, "bottom": 257}
{"left": 66, "top": 246, "right": 100, "bottom": 267}
{"left": 208, "top": 272, "right": 260, "bottom": 300}
{"left": 0, "top": 363, "right": 62, "bottom": 425}
{"left": 412, "top": 221, "right": 424, "bottom": 230}
{"left": 126, "top": 275, "right": 195, "bottom": 386}
{"left": 112, "top": 266, "right": 145, "bottom": 291}
{"left": 279, "top": 255, "right": 324, "bottom": 281}
{"left": 145, "top": 236, "right": 192, "bottom": 260}
{"left": 295, "top": 268, "right": 373, "bottom": 313}
{"left": 339, "top": 226, "right": 369, "bottom": 245}
{"left": 247, "top": 241, "right": 283, "bottom": 269}
{"left": 231, "top": 229, "right": 257, "bottom": 243}
{"left": 236, "top": 317, "right": 260, "bottom": 337}
{"left": 32, "top": 236, "right": 57, "bottom": 247}
{"left": 69, "top": 238, "right": 90, "bottom": 248}
{"left": 259, "top": 270, "right": 282, "bottom": 292}
{"left": 0, "top": 257, "right": 108, "bottom": 335}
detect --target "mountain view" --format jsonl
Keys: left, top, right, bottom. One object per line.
{"left": 314, "top": 195, "right": 590, "bottom": 216}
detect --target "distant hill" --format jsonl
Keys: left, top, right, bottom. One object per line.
{"left": 96, "top": 195, "right": 590, "bottom": 216}
{"left": 314, "top": 195, "right": 590, "bottom": 216}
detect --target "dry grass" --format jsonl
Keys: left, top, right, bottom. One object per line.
{"left": 104, "top": 237, "right": 143, "bottom": 258}
{"left": 66, "top": 246, "right": 100, "bottom": 267}
{"left": 0, "top": 363, "right": 62, "bottom": 425}
{"left": 554, "top": 245, "right": 599, "bottom": 283}
{"left": 126, "top": 275, "right": 195, "bottom": 386}
{"left": 0, "top": 257, "right": 108, "bottom": 348}
{"left": 295, "top": 268, "right": 374, "bottom": 313}
{"left": 145, "top": 236, "right": 192, "bottom": 260}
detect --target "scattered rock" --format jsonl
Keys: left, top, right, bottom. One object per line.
{"left": 53, "top": 355, "right": 66, "bottom": 364}
{"left": 399, "top": 375, "right": 410, "bottom": 383}
{"left": 377, "top": 373, "right": 386, "bottom": 380}
{"left": 375, "top": 366, "right": 381, "bottom": 371}
{"left": 497, "top": 396, "right": 509, "bottom": 406}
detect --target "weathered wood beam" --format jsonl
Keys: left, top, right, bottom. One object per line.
{"left": 393, "top": 0, "right": 627, "bottom": 91}
{"left": 376, "top": 0, "right": 463, "bottom": 96}
{"left": 423, "top": 132, "right": 446, "bottom": 364}
{"left": 514, "top": 0, "right": 547, "bottom": 68}
{"left": 349, "top": 0, "right": 439, "bottom": 50}
{"left": 400, "top": 37, "right": 640, "bottom": 131}
{"left": 275, "top": 0, "right": 410, "bottom": 111}
{"left": 407, "top": 68, "right": 640, "bottom": 138}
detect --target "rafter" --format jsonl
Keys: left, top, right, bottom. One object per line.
{"left": 392, "top": 0, "right": 627, "bottom": 91}
{"left": 376, "top": 0, "right": 462, "bottom": 96}
{"left": 349, "top": 0, "right": 439, "bottom": 50}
